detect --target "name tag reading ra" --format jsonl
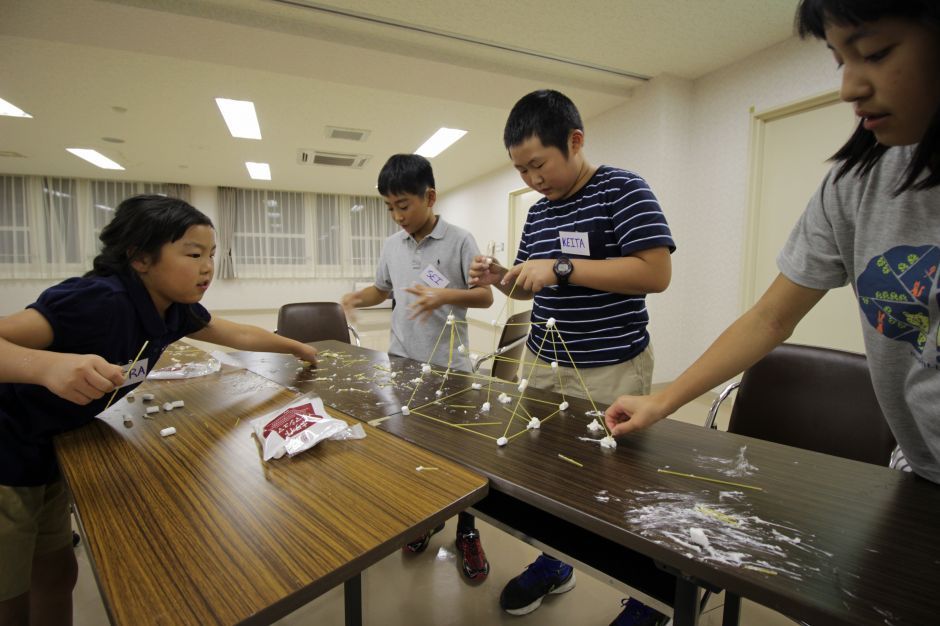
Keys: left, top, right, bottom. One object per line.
{"left": 558, "top": 231, "right": 590, "bottom": 256}
{"left": 421, "top": 265, "right": 450, "bottom": 288}
{"left": 120, "top": 357, "right": 149, "bottom": 389}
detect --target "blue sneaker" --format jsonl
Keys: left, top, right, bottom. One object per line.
{"left": 499, "top": 555, "right": 576, "bottom": 615}
{"left": 610, "top": 598, "right": 670, "bottom": 626}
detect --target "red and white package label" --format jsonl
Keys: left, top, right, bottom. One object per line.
{"left": 262, "top": 402, "right": 322, "bottom": 439}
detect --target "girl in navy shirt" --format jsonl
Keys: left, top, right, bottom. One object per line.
{"left": 0, "top": 195, "right": 318, "bottom": 625}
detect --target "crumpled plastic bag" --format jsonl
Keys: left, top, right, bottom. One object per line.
{"left": 250, "top": 395, "right": 366, "bottom": 461}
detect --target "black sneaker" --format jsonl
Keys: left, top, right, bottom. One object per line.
{"left": 402, "top": 523, "right": 445, "bottom": 553}
{"left": 499, "top": 555, "right": 576, "bottom": 615}
{"left": 610, "top": 598, "right": 670, "bottom": 626}
{"left": 456, "top": 529, "right": 490, "bottom": 580}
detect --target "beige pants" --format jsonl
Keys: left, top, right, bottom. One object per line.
{"left": 521, "top": 343, "right": 654, "bottom": 407}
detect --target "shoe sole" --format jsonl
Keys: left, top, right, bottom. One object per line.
{"left": 503, "top": 571, "right": 577, "bottom": 616}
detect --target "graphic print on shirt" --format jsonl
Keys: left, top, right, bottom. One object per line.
{"left": 857, "top": 245, "right": 940, "bottom": 357}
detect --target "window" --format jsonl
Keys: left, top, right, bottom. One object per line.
{"left": 0, "top": 175, "right": 182, "bottom": 278}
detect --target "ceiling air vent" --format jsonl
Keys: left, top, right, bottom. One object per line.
{"left": 325, "top": 126, "right": 371, "bottom": 142}
{"left": 297, "top": 149, "right": 371, "bottom": 169}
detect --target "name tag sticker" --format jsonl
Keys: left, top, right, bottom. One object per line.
{"left": 421, "top": 264, "right": 450, "bottom": 288}
{"left": 121, "top": 357, "right": 149, "bottom": 389}
{"left": 559, "top": 231, "right": 590, "bottom": 256}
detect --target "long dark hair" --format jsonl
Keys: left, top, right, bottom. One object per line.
{"left": 796, "top": 0, "right": 940, "bottom": 192}
{"left": 87, "top": 194, "right": 213, "bottom": 277}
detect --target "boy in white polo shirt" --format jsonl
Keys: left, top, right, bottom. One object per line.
{"left": 341, "top": 153, "right": 493, "bottom": 579}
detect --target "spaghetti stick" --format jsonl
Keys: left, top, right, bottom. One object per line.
{"left": 557, "top": 453, "right": 583, "bottom": 467}
{"left": 657, "top": 469, "right": 763, "bottom": 491}
{"left": 103, "top": 340, "right": 149, "bottom": 411}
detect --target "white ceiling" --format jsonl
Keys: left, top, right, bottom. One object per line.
{"left": 0, "top": 0, "right": 800, "bottom": 196}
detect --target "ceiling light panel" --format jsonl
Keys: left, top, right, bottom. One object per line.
{"left": 415, "top": 128, "right": 467, "bottom": 158}
{"left": 66, "top": 148, "right": 124, "bottom": 170}
{"left": 215, "top": 98, "right": 262, "bottom": 139}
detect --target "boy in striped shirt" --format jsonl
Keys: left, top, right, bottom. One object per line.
{"left": 470, "top": 89, "right": 674, "bottom": 623}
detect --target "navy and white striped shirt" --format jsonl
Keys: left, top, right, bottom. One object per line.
{"left": 515, "top": 165, "right": 675, "bottom": 368}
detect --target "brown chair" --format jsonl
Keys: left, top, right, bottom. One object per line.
{"left": 705, "top": 342, "right": 895, "bottom": 465}
{"left": 702, "top": 343, "right": 897, "bottom": 624}
{"left": 473, "top": 309, "right": 531, "bottom": 382}
{"left": 275, "top": 302, "right": 361, "bottom": 346}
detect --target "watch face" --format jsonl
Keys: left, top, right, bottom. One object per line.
{"left": 559, "top": 262, "right": 571, "bottom": 273}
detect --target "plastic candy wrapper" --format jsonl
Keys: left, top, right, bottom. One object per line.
{"left": 250, "top": 395, "right": 366, "bottom": 461}
{"left": 148, "top": 356, "right": 221, "bottom": 380}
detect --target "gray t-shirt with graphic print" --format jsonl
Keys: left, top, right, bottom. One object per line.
{"left": 778, "top": 145, "right": 940, "bottom": 483}
{"left": 375, "top": 217, "right": 480, "bottom": 372}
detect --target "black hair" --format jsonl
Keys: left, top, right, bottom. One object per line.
{"left": 796, "top": 0, "right": 940, "bottom": 191}
{"left": 377, "top": 154, "right": 435, "bottom": 196}
{"left": 503, "top": 90, "right": 583, "bottom": 158}
{"left": 86, "top": 194, "right": 214, "bottom": 277}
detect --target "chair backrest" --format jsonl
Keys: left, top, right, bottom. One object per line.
{"left": 728, "top": 343, "right": 895, "bottom": 465}
{"left": 492, "top": 309, "right": 532, "bottom": 382}
{"left": 276, "top": 302, "right": 351, "bottom": 344}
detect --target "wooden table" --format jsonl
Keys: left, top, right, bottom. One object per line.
{"left": 55, "top": 346, "right": 487, "bottom": 626}
{"left": 229, "top": 341, "right": 940, "bottom": 626}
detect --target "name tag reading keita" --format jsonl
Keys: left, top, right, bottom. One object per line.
{"left": 559, "top": 231, "right": 590, "bottom": 256}
{"left": 421, "top": 264, "right": 450, "bottom": 288}
{"left": 119, "top": 357, "right": 149, "bottom": 388}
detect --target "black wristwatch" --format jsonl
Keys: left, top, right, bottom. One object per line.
{"left": 553, "top": 256, "right": 573, "bottom": 287}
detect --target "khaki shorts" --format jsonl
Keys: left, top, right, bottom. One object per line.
{"left": 522, "top": 343, "right": 654, "bottom": 407}
{"left": 0, "top": 480, "right": 73, "bottom": 601}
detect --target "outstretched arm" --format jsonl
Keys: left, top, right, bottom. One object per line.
{"left": 605, "top": 274, "right": 826, "bottom": 435}
{"left": 188, "top": 317, "right": 319, "bottom": 363}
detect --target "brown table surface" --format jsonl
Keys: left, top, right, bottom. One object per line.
{"left": 55, "top": 343, "right": 487, "bottom": 626}
{"left": 228, "top": 341, "right": 940, "bottom": 626}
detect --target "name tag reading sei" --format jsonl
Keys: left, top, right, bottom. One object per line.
{"left": 119, "top": 357, "right": 149, "bottom": 388}
{"left": 421, "top": 264, "right": 450, "bottom": 288}
{"left": 559, "top": 231, "right": 590, "bottom": 256}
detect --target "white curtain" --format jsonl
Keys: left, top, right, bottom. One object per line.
{"left": 228, "top": 188, "right": 396, "bottom": 279}
{"left": 0, "top": 175, "right": 188, "bottom": 279}
{"left": 216, "top": 187, "right": 237, "bottom": 279}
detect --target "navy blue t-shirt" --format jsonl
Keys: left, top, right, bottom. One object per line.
{"left": 0, "top": 272, "right": 210, "bottom": 486}
{"left": 516, "top": 166, "right": 675, "bottom": 367}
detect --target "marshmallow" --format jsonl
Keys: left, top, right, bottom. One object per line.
{"left": 481, "top": 402, "right": 491, "bottom": 412}
{"left": 471, "top": 382, "right": 483, "bottom": 390}
{"left": 160, "top": 427, "right": 176, "bottom": 437}
{"left": 401, "top": 406, "right": 410, "bottom": 415}
{"left": 600, "top": 436, "right": 618, "bottom": 449}
{"left": 145, "top": 406, "right": 160, "bottom": 414}
{"left": 496, "top": 436, "right": 508, "bottom": 447}
{"left": 559, "top": 401, "right": 569, "bottom": 411}
{"left": 517, "top": 378, "right": 528, "bottom": 392}
{"left": 526, "top": 417, "right": 540, "bottom": 430}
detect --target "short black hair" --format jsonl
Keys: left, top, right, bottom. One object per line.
{"left": 503, "top": 90, "right": 583, "bottom": 158}
{"left": 796, "top": 0, "right": 940, "bottom": 192}
{"left": 87, "top": 194, "right": 213, "bottom": 277}
{"left": 377, "top": 154, "right": 435, "bottom": 196}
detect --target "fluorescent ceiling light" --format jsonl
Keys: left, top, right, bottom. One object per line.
{"left": 66, "top": 148, "right": 125, "bottom": 170}
{"left": 215, "top": 98, "right": 261, "bottom": 139}
{"left": 0, "top": 97, "right": 32, "bottom": 118}
{"left": 415, "top": 127, "right": 467, "bottom": 158}
{"left": 246, "top": 162, "right": 271, "bottom": 180}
